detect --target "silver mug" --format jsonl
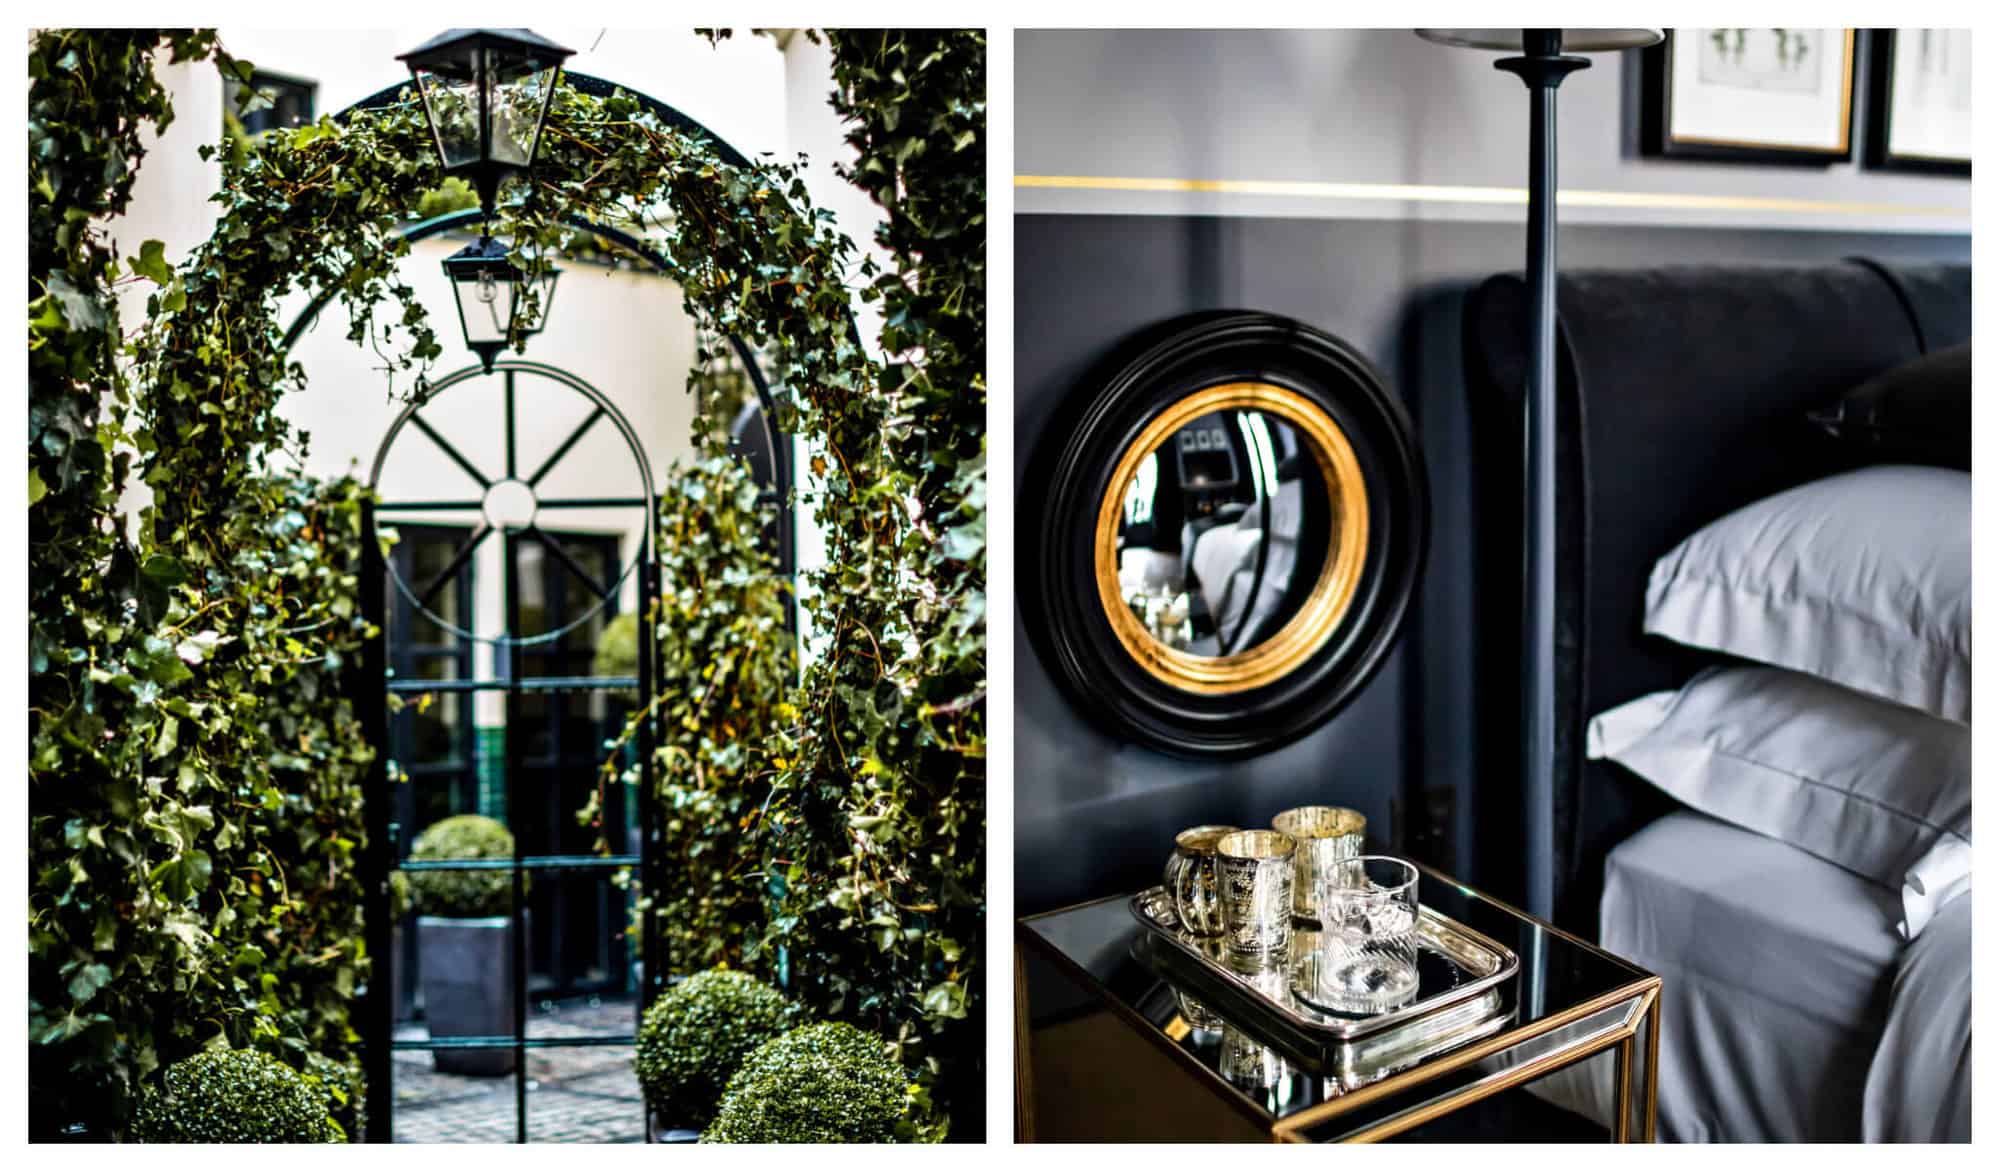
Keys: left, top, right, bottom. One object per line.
{"left": 1214, "top": 829, "right": 1296, "bottom": 960}
{"left": 1163, "top": 824, "right": 1238, "bottom": 937}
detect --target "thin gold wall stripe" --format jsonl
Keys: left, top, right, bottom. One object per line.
{"left": 1015, "top": 174, "right": 1967, "bottom": 218}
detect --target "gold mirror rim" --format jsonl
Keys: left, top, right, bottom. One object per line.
{"left": 1093, "top": 381, "right": 1371, "bottom": 696}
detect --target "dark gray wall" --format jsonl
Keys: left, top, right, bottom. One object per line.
{"left": 1014, "top": 213, "right": 1970, "bottom": 914}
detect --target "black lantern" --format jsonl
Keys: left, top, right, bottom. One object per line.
{"left": 441, "top": 235, "right": 560, "bottom": 374}
{"left": 397, "top": 28, "right": 574, "bottom": 221}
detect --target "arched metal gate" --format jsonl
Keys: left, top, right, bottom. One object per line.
{"left": 306, "top": 72, "right": 816, "bottom": 1142}
{"left": 356, "top": 361, "right": 656, "bottom": 1142}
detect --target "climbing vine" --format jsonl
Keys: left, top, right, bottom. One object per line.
{"left": 757, "top": 26, "right": 988, "bottom": 1120}
{"left": 589, "top": 451, "right": 795, "bottom": 974}
{"left": 676, "top": 27, "right": 988, "bottom": 1124}
{"left": 29, "top": 29, "right": 380, "bottom": 1136}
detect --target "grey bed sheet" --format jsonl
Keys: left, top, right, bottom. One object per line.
{"left": 1863, "top": 892, "right": 1972, "bottom": 1141}
{"left": 1601, "top": 811, "right": 1905, "bottom": 1141}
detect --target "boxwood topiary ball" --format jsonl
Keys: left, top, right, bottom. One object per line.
{"left": 635, "top": 969, "right": 793, "bottom": 1128}
{"left": 405, "top": 814, "right": 516, "bottom": 919}
{"left": 133, "top": 1050, "right": 342, "bottom": 1143}
{"left": 701, "top": 1022, "right": 937, "bottom": 1144}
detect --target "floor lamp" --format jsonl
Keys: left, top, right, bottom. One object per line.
{"left": 1414, "top": 29, "right": 1662, "bottom": 927}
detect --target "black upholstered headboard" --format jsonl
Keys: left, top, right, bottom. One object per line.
{"left": 1463, "top": 260, "right": 1971, "bottom": 934}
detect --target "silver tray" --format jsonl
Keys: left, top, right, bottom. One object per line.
{"left": 1128, "top": 886, "right": 1520, "bottom": 1086}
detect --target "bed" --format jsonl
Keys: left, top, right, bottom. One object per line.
{"left": 1463, "top": 259, "right": 1971, "bottom": 1142}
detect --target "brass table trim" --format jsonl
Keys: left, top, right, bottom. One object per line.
{"left": 1272, "top": 980, "right": 1659, "bottom": 1141}
{"left": 1296, "top": 1005, "right": 1642, "bottom": 1144}
{"left": 1014, "top": 950, "right": 1037, "bottom": 1141}
{"left": 1644, "top": 983, "right": 1662, "bottom": 1142}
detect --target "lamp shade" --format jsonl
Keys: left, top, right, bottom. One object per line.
{"left": 441, "top": 236, "right": 559, "bottom": 371}
{"left": 1416, "top": 28, "right": 1662, "bottom": 52}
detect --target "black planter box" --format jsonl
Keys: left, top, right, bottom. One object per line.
{"left": 417, "top": 914, "right": 518, "bottom": 1076}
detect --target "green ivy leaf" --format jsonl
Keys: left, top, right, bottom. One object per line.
{"left": 128, "top": 238, "right": 172, "bottom": 284}
{"left": 920, "top": 980, "right": 968, "bottom": 1020}
{"left": 150, "top": 849, "right": 212, "bottom": 902}
{"left": 44, "top": 270, "right": 103, "bottom": 330}
{"left": 151, "top": 714, "right": 179, "bottom": 758}
{"left": 66, "top": 962, "right": 113, "bottom": 1004}
{"left": 140, "top": 553, "right": 187, "bottom": 586}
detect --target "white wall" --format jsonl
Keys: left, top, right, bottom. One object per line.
{"left": 107, "top": 58, "right": 223, "bottom": 321}
{"left": 1015, "top": 29, "right": 1971, "bottom": 234}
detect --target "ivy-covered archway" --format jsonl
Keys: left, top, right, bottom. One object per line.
{"left": 32, "top": 29, "right": 985, "bottom": 1141}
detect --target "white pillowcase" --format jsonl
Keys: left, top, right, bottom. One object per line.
{"left": 1644, "top": 465, "right": 1971, "bottom": 723}
{"left": 1899, "top": 836, "right": 1971, "bottom": 941}
{"left": 1588, "top": 665, "right": 1970, "bottom": 892}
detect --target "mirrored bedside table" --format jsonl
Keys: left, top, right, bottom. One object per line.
{"left": 1016, "top": 861, "right": 1660, "bottom": 1142}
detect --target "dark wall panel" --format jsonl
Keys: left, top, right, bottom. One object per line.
{"left": 1014, "top": 212, "right": 1969, "bottom": 915}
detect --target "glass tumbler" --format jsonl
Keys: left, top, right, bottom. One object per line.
{"left": 1270, "top": 806, "right": 1366, "bottom": 919}
{"left": 1313, "top": 855, "right": 1421, "bottom": 1015}
{"left": 1214, "top": 830, "right": 1296, "bottom": 960}
{"left": 1163, "top": 824, "right": 1239, "bottom": 937}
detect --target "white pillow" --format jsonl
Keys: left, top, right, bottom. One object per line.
{"left": 1899, "top": 836, "right": 1971, "bottom": 941}
{"left": 1588, "top": 665, "right": 1969, "bottom": 890}
{"left": 1645, "top": 465, "right": 1970, "bottom": 723}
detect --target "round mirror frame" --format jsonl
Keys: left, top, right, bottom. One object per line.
{"left": 1023, "top": 311, "right": 1429, "bottom": 759}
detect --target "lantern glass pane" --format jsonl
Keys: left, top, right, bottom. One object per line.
{"left": 451, "top": 266, "right": 516, "bottom": 347}
{"left": 491, "top": 63, "right": 557, "bottom": 167}
{"left": 520, "top": 269, "right": 559, "bottom": 335}
{"left": 414, "top": 67, "right": 482, "bottom": 170}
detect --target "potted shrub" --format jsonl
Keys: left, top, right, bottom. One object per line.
{"left": 635, "top": 969, "right": 794, "bottom": 1138}
{"left": 406, "top": 814, "right": 521, "bottom": 1076}
{"left": 701, "top": 1022, "right": 946, "bottom": 1143}
{"left": 133, "top": 1050, "right": 342, "bottom": 1143}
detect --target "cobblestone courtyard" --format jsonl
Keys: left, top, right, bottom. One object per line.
{"left": 393, "top": 999, "right": 643, "bottom": 1143}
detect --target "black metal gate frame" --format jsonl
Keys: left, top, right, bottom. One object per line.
{"left": 363, "top": 360, "right": 653, "bottom": 1144}
{"left": 310, "top": 212, "right": 789, "bottom": 1144}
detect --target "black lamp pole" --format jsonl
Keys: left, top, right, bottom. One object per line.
{"left": 1415, "top": 27, "right": 1659, "bottom": 927}
{"left": 1496, "top": 30, "right": 1587, "bottom": 926}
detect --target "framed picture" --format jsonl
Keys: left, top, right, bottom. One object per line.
{"left": 1865, "top": 29, "right": 1972, "bottom": 175}
{"left": 1642, "top": 28, "right": 1857, "bottom": 164}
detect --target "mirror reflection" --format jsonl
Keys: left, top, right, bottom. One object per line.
{"left": 1111, "top": 408, "right": 1336, "bottom": 657}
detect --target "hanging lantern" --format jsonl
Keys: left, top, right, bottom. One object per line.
{"left": 397, "top": 28, "right": 574, "bottom": 220}
{"left": 441, "top": 236, "right": 560, "bottom": 374}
